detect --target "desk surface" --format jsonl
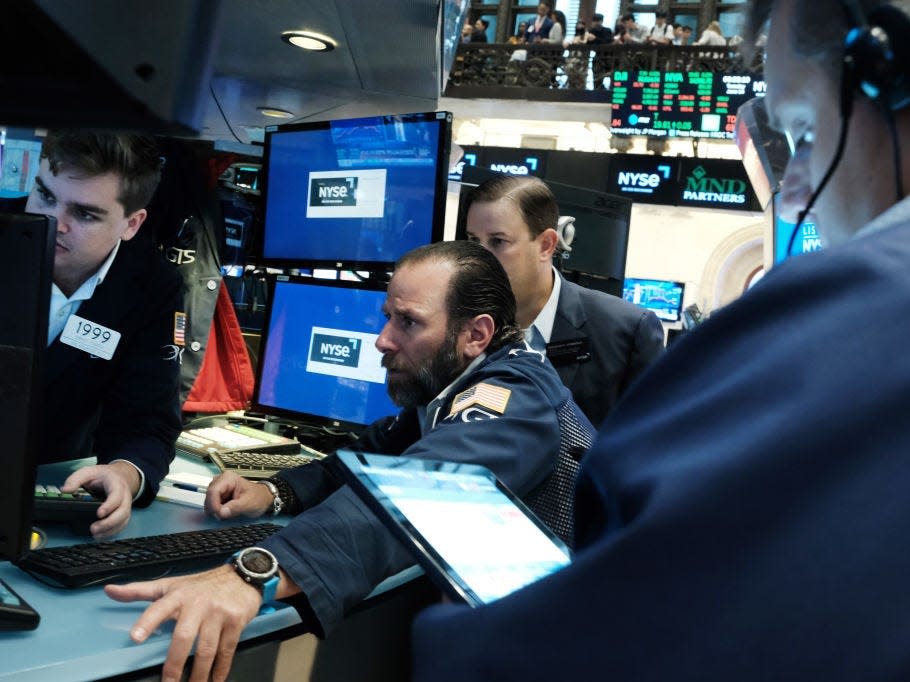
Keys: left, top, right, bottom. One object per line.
{"left": 0, "top": 456, "right": 420, "bottom": 682}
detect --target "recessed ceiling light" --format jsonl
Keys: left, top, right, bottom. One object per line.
{"left": 257, "top": 107, "right": 295, "bottom": 119}
{"left": 281, "top": 31, "right": 336, "bottom": 51}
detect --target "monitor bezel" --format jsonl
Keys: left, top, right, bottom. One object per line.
{"left": 258, "top": 110, "right": 452, "bottom": 271}
{"left": 249, "top": 273, "right": 394, "bottom": 433}
{"left": 622, "top": 277, "right": 686, "bottom": 323}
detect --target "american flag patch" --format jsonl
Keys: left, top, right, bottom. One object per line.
{"left": 449, "top": 382, "right": 512, "bottom": 417}
{"left": 174, "top": 312, "right": 187, "bottom": 346}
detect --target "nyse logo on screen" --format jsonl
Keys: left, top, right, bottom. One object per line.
{"left": 310, "top": 333, "right": 362, "bottom": 367}
{"left": 310, "top": 177, "right": 358, "bottom": 207}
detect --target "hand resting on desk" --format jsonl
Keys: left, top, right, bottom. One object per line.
{"left": 204, "top": 471, "right": 275, "bottom": 519}
{"left": 61, "top": 461, "right": 141, "bottom": 539}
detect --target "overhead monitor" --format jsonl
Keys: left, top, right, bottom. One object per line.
{"left": 0, "top": 213, "right": 54, "bottom": 562}
{"left": 622, "top": 278, "right": 686, "bottom": 323}
{"left": 251, "top": 275, "right": 398, "bottom": 432}
{"left": 610, "top": 70, "right": 766, "bottom": 139}
{"left": 260, "top": 111, "right": 452, "bottom": 270}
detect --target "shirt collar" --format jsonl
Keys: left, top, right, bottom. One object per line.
{"left": 527, "top": 266, "right": 561, "bottom": 344}
{"left": 54, "top": 240, "right": 122, "bottom": 303}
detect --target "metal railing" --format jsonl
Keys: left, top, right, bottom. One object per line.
{"left": 445, "top": 43, "right": 761, "bottom": 101}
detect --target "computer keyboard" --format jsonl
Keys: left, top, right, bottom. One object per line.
{"left": 15, "top": 522, "right": 283, "bottom": 588}
{"left": 33, "top": 485, "right": 102, "bottom": 535}
{"left": 209, "top": 450, "right": 319, "bottom": 479}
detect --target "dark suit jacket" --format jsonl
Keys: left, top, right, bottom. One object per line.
{"left": 549, "top": 276, "right": 664, "bottom": 428}
{"left": 411, "top": 204, "right": 910, "bottom": 681}
{"left": 43, "top": 232, "right": 184, "bottom": 506}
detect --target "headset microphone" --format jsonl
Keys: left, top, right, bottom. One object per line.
{"left": 555, "top": 215, "right": 576, "bottom": 258}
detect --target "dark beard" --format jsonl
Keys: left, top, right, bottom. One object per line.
{"left": 384, "top": 330, "right": 465, "bottom": 409}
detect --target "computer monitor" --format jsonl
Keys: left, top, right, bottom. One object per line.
{"left": 622, "top": 278, "right": 686, "bottom": 323}
{"left": 259, "top": 111, "right": 452, "bottom": 270}
{"left": 457, "top": 166, "right": 632, "bottom": 295}
{"left": 0, "top": 213, "right": 55, "bottom": 562}
{"left": 250, "top": 275, "right": 398, "bottom": 433}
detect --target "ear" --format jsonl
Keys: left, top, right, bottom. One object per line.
{"left": 458, "top": 313, "right": 496, "bottom": 359}
{"left": 120, "top": 208, "right": 148, "bottom": 242}
{"left": 537, "top": 227, "right": 559, "bottom": 261}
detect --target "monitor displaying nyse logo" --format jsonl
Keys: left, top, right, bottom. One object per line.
{"left": 306, "top": 169, "right": 387, "bottom": 219}
{"left": 311, "top": 176, "right": 358, "bottom": 207}
{"left": 678, "top": 158, "right": 760, "bottom": 211}
{"left": 487, "top": 156, "right": 541, "bottom": 177}
{"left": 606, "top": 155, "right": 679, "bottom": 205}
{"left": 306, "top": 326, "right": 387, "bottom": 384}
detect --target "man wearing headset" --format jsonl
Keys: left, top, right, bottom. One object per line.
{"left": 411, "top": 0, "right": 910, "bottom": 679}
{"left": 463, "top": 174, "right": 665, "bottom": 427}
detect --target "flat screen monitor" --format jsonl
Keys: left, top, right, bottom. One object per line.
{"left": 457, "top": 166, "right": 631, "bottom": 290}
{"left": 610, "top": 70, "right": 766, "bottom": 140}
{"left": 622, "top": 278, "right": 685, "bottom": 322}
{"left": 0, "top": 213, "right": 54, "bottom": 561}
{"left": 772, "top": 192, "right": 822, "bottom": 264}
{"left": 251, "top": 275, "right": 398, "bottom": 432}
{"left": 260, "top": 111, "right": 452, "bottom": 269}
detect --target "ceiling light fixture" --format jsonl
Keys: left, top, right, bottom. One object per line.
{"left": 281, "top": 30, "right": 336, "bottom": 51}
{"left": 257, "top": 107, "right": 295, "bottom": 119}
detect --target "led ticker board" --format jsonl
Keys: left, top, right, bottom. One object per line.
{"left": 610, "top": 70, "right": 767, "bottom": 139}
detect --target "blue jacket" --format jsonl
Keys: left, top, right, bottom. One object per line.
{"left": 411, "top": 201, "right": 910, "bottom": 680}
{"left": 262, "top": 341, "right": 594, "bottom": 635}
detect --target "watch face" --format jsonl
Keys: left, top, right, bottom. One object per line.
{"left": 240, "top": 548, "right": 277, "bottom": 577}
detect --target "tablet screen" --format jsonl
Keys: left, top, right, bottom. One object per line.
{"left": 336, "top": 449, "right": 572, "bottom": 606}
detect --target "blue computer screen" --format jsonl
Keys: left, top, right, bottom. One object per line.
{"left": 252, "top": 276, "right": 398, "bottom": 429}
{"left": 261, "top": 111, "right": 451, "bottom": 268}
{"left": 622, "top": 278, "right": 685, "bottom": 322}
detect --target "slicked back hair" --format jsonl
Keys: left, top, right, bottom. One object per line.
{"left": 462, "top": 174, "right": 559, "bottom": 239}
{"left": 395, "top": 241, "right": 524, "bottom": 352}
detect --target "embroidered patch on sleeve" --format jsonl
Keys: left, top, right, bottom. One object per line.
{"left": 448, "top": 382, "right": 512, "bottom": 417}
{"left": 174, "top": 312, "right": 187, "bottom": 347}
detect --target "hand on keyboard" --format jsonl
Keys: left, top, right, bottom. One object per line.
{"left": 205, "top": 471, "right": 276, "bottom": 520}
{"left": 61, "top": 461, "right": 141, "bottom": 539}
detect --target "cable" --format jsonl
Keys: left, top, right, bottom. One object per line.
{"left": 786, "top": 63, "right": 856, "bottom": 257}
{"left": 209, "top": 83, "right": 244, "bottom": 144}
{"left": 883, "top": 105, "right": 905, "bottom": 201}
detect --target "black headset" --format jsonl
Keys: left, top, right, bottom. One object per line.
{"left": 841, "top": 0, "right": 910, "bottom": 112}
{"left": 786, "top": 0, "right": 909, "bottom": 257}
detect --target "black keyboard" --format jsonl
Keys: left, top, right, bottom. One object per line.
{"left": 16, "top": 522, "right": 282, "bottom": 588}
{"left": 210, "top": 450, "right": 319, "bottom": 479}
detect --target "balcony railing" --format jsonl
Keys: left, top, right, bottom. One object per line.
{"left": 444, "top": 43, "right": 761, "bottom": 102}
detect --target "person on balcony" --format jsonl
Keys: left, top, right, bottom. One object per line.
{"left": 647, "top": 11, "right": 675, "bottom": 45}
{"left": 524, "top": 2, "right": 554, "bottom": 43}
{"left": 695, "top": 20, "right": 727, "bottom": 46}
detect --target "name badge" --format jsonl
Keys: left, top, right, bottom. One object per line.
{"left": 546, "top": 338, "right": 591, "bottom": 367}
{"left": 60, "top": 314, "right": 121, "bottom": 360}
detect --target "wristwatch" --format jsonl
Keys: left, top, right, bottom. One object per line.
{"left": 231, "top": 547, "right": 280, "bottom": 605}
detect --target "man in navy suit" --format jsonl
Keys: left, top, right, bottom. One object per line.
{"left": 21, "top": 130, "right": 182, "bottom": 538}
{"left": 463, "top": 174, "right": 665, "bottom": 427}
{"left": 524, "top": 1, "right": 554, "bottom": 43}
{"left": 412, "top": 0, "right": 910, "bottom": 679}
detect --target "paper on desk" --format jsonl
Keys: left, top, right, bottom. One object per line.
{"left": 157, "top": 484, "right": 207, "bottom": 508}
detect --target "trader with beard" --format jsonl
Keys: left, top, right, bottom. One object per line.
{"left": 106, "top": 240, "right": 594, "bottom": 682}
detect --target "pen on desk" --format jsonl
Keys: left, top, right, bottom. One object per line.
{"left": 171, "top": 482, "right": 207, "bottom": 493}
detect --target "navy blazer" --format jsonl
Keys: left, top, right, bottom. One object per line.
{"left": 411, "top": 202, "right": 910, "bottom": 681}
{"left": 42, "top": 232, "right": 183, "bottom": 506}
{"left": 550, "top": 276, "right": 665, "bottom": 428}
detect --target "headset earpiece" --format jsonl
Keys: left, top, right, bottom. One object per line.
{"left": 556, "top": 216, "right": 575, "bottom": 255}
{"left": 841, "top": 2, "right": 910, "bottom": 111}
